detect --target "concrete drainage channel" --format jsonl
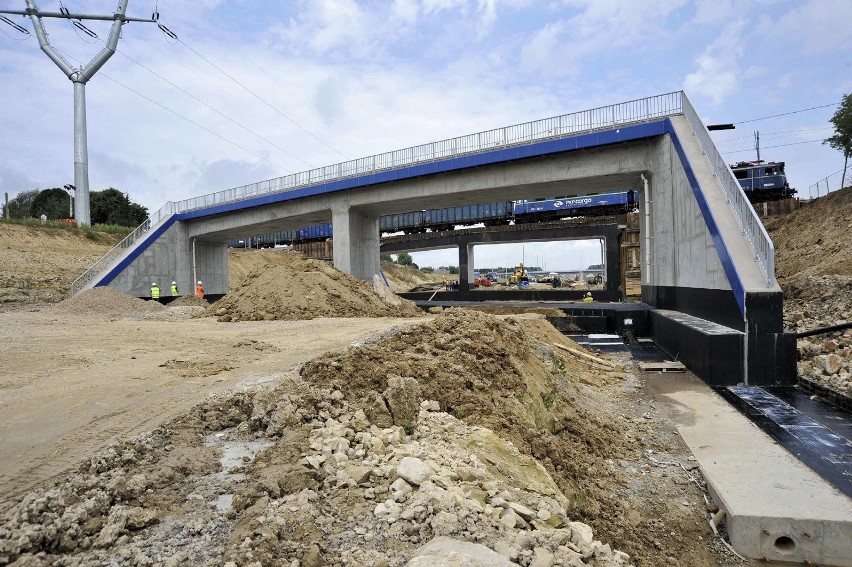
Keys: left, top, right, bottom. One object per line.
{"left": 568, "top": 331, "right": 852, "bottom": 565}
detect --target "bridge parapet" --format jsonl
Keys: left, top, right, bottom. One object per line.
{"left": 163, "top": 92, "right": 685, "bottom": 217}
{"left": 681, "top": 97, "right": 775, "bottom": 288}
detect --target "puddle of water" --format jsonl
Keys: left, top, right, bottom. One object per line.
{"left": 219, "top": 440, "right": 274, "bottom": 471}
{"left": 200, "top": 430, "right": 274, "bottom": 512}
{"left": 205, "top": 431, "right": 274, "bottom": 471}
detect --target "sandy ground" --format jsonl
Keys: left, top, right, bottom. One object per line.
{"left": 0, "top": 308, "right": 422, "bottom": 512}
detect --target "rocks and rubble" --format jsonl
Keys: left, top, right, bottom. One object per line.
{"left": 782, "top": 274, "right": 852, "bottom": 395}
{"left": 0, "top": 310, "right": 719, "bottom": 566}
{"left": 764, "top": 187, "right": 852, "bottom": 398}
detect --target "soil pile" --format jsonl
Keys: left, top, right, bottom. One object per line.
{"left": 302, "top": 310, "right": 715, "bottom": 565}
{"left": 209, "top": 251, "right": 422, "bottom": 321}
{"left": 765, "top": 188, "right": 852, "bottom": 395}
{"left": 0, "top": 310, "right": 720, "bottom": 566}
{"left": 51, "top": 287, "right": 164, "bottom": 318}
{"left": 0, "top": 222, "right": 121, "bottom": 304}
{"left": 764, "top": 187, "right": 852, "bottom": 279}
{"left": 381, "top": 262, "right": 445, "bottom": 292}
{"left": 168, "top": 295, "right": 209, "bottom": 307}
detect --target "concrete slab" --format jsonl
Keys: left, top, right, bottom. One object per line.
{"left": 653, "top": 378, "right": 852, "bottom": 565}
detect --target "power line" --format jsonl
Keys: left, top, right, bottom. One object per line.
{"left": 101, "top": 73, "right": 292, "bottom": 172}
{"left": 176, "top": 37, "right": 346, "bottom": 158}
{"left": 103, "top": 39, "right": 314, "bottom": 168}
{"left": 715, "top": 125, "right": 832, "bottom": 145}
{"left": 57, "top": 45, "right": 291, "bottom": 172}
{"left": 188, "top": 17, "right": 319, "bottom": 125}
{"left": 733, "top": 103, "right": 838, "bottom": 125}
{"left": 721, "top": 138, "right": 824, "bottom": 155}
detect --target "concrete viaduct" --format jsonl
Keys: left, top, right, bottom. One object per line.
{"left": 71, "top": 91, "right": 795, "bottom": 387}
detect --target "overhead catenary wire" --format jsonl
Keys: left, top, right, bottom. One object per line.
{"left": 175, "top": 37, "right": 346, "bottom": 159}
{"left": 100, "top": 38, "right": 314, "bottom": 168}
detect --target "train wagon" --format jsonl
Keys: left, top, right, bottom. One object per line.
{"left": 513, "top": 191, "right": 634, "bottom": 223}
{"left": 422, "top": 202, "right": 513, "bottom": 232}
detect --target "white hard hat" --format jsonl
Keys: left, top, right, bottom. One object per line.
{"left": 586, "top": 292, "right": 592, "bottom": 296}
{"left": 152, "top": 282, "right": 157, "bottom": 285}
{"left": 172, "top": 281, "right": 176, "bottom": 285}
{"left": 197, "top": 281, "right": 202, "bottom": 284}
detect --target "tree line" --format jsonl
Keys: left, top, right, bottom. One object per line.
{"left": 2, "top": 187, "right": 148, "bottom": 227}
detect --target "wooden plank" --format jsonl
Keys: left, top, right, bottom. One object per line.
{"left": 638, "top": 361, "right": 686, "bottom": 372}
{"left": 552, "top": 342, "right": 616, "bottom": 368}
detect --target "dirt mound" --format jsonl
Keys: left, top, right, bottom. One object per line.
{"left": 168, "top": 294, "right": 209, "bottom": 307}
{"left": 52, "top": 287, "right": 164, "bottom": 318}
{"left": 458, "top": 305, "right": 571, "bottom": 318}
{"left": 209, "top": 251, "right": 422, "bottom": 321}
{"left": 765, "top": 187, "right": 852, "bottom": 279}
{"left": 764, "top": 188, "right": 852, "bottom": 396}
{"left": 0, "top": 310, "right": 720, "bottom": 566}
{"left": 301, "top": 310, "right": 713, "bottom": 565}
{"left": 382, "top": 261, "right": 445, "bottom": 292}
{"left": 0, "top": 222, "right": 121, "bottom": 304}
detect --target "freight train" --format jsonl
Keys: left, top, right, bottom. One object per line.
{"left": 229, "top": 190, "right": 636, "bottom": 247}
{"left": 730, "top": 160, "right": 796, "bottom": 203}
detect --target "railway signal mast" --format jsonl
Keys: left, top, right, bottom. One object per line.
{"left": 0, "top": 1, "right": 156, "bottom": 226}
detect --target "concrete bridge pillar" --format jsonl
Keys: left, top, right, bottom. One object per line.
{"left": 459, "top": 242, "right": 474, "bottom": 290}
{"left": 332, "top": 207, "right": 380, "bottom": 281}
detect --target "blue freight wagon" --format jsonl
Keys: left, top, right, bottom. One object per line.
{"left": 380, "top": 211, "right": 425, "bottom": 234}
{"left": 422, "top": 201, "right": 513, "bottom": 232}
{"left": 298, "top": 224, "right": 334, "bottom": 242}
{"left": 514, "top": 191, "right": 634, "bottom": 223}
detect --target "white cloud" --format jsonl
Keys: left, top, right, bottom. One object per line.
{"left": 519, "top": 0, "right": 688, "bottom": 77}
{"left": 684, "top": 21, "right": 746, "bottom": 104}
{"left": 391, "top": 0, "right": 421, "bottom": 24}
{"left": 761, "top": 0, "right": 852, "bottom": 55}
{"left": 0, "top": 0, "right": 847, "bottom": 221}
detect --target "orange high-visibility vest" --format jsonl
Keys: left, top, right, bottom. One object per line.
{"left": 195, "top": 284, "right": 204, "bottom": 298}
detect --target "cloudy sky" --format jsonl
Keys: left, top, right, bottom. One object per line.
{"left": 1, "top": 0, "right": 850, "bottom": 270}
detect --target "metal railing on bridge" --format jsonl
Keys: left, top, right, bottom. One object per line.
{"left": 71, "top": 91, "right": 684, "bottom": 295}
{"left": 72, "top": 90, "right": 775, "bottom": 295}
{"left": 680, "top": 97, "right": 776, "bottom": 288}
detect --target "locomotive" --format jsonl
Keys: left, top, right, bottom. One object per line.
{"left": 730, "top": 161, "right": 796, "bottom": 203}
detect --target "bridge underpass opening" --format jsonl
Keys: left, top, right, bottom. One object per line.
{"left": 408, "top": 240, "right": 605, "bottom": 289}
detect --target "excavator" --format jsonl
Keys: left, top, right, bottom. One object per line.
{"left": 508, "top": 263, "right": 530, "bottom": 288}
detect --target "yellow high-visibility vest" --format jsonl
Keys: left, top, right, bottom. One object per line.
{"left": 171, "top": 284, "right": 179, "bottom": 296}
{"left": 151, "top": 285, "right": 160, "bottom": 299}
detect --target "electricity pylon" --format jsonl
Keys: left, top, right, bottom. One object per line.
{"left": 0, "top": 1, "right": 155, "bottom": 225}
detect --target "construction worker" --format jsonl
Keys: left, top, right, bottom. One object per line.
{"left": 583, "top": 291, "right": 594, "bottom": 303}
{"left": 195, "top": 280, "right": 204, "bottom": 299}
{"left": 150, "top": 282, "right": 160, "bottom": 301}
{"left": 170, "top": 281, "right": 180, "bottom": 297}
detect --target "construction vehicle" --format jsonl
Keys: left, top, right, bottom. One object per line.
{"left": 508, "top": 263, "right": 529, "bottom": 287}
